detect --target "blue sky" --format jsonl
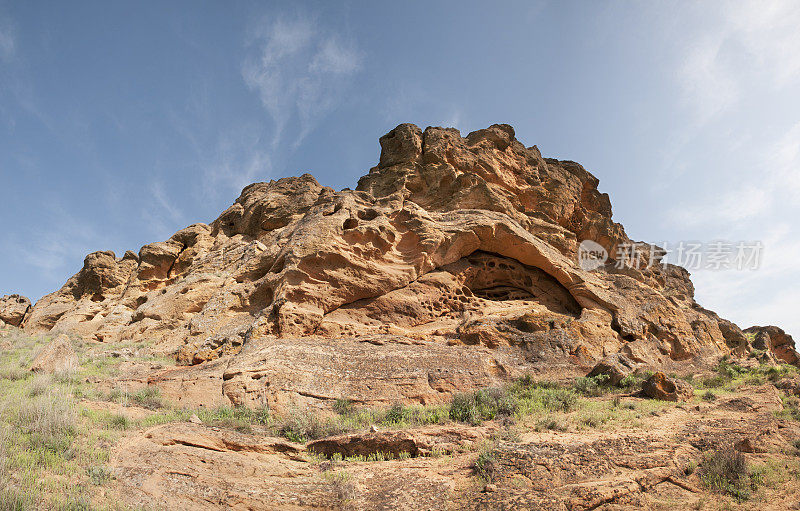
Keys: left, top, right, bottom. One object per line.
{"left": 1, "top": 1, "right": 799, "bottom": 337}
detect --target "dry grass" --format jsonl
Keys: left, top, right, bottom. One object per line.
{"left": 0, "top": 327, "right": 125, "bottom": 510}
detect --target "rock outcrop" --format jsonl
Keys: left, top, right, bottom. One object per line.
{"left": 744, "top": 326, "right": 800, "bottom": 365}
{"left": 19, "top": 123, "right": 789, "bottom": 410}
{"left": 29, "top": 334, "right": 79, "bottom": 374}
{"left": 0, "top": 294, "right": 31, "bottom": 327}
{"left": 642, "top": 371, "right": 694, "bottom": 402}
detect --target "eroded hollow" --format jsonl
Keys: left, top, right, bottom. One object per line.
{"left": 446, "top": 251, "right": 581, "bottom": 315}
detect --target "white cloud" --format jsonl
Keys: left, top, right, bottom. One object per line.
{"left": 242, "top": 17, "right": 362, "bottom": 150}
{"left": 678, "top": 0, "right": 800, "bottom": 122}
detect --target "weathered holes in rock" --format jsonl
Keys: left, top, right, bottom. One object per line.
{"left": 136, "top": 296, "right": 148, "bottom": 306}
{"left": 455, "top": 251, "right": 582, "bottom": 315}
{"left": 342, "top": 218, "right": 359, "bottom": 230}
{"left": 260, "top": 219, "right": 287, "bottom": 231}
{"left": 248, "top": 285, "right": 274, "bottom": 312}
{"left": 90, "top": 293, "right": 105, "bottom": 302}
{"left": 439, "top": 174, "right": 453, "bottom": 189}
{"left": 357, "top": 208, "right": 379, "bottom": 221}
{"left": 270, "top": 257, "right": 285, "bottom": 274}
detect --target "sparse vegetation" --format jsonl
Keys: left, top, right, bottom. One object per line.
{"left": 474, "top": 444, "right": 498, "bottom": 482}
{"left": 696, "top": 359, "right": 798, "bottom": 391}
{"left": 0, "top": 328, "right": 126, "bottom": 509}
{"left": 701, "top": 390, "right": 718, "bottom": 402}
{"left": 700, "top": 448, "right": 761, "bottom": 502}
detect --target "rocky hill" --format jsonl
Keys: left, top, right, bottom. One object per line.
{"left": 3, "top": 124, "right": 800, "bottom": 510}
{"left": 4, "top": 123, "right": 796, "bottom": 412}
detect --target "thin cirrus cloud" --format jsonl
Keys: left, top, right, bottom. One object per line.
{"left": 0, "top": 18, "right": 13, "bottom": 62}
{"left": 677, "top": 0, "right": 800, "bottom": 123}
{"left": 241, "top": 17, "right": 363, "bottom": 151}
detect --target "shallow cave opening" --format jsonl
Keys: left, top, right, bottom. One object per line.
{"left": 455, "top": 251, "right": 582, "bottom": 315}
{"left": 471, "top": 285, "right": 535, "bottom": 301}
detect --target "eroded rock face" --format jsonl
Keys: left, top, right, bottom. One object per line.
{"left": 29, "top": 334, "right": 79, "bottom": 374}
{"left": 0, "top": 294, "right": 31, "bottom": 327}
{"left": 21, "top": 123, "right": 774, "bottom": 407}
{"left": 745, "top": 326, "right": 800, "bottom": 365}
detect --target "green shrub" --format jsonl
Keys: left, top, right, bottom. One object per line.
{"left": 86, "top": 465, "right": 111, "bottom": 485}
{"left": 701, "top": 448, "right": 760, "bottom": 502}
{"left": 475, "top": 447, "right": 497, "bottom": 482}
{"left": 384, "top": 403, "right": 407, "bottom": 424}
{"left": 129, "top": 387, "right": 163, "bottom": 410}
{"left": 105, "top": 414, "right": 130, "bottom": 430}
{"left": 572, "top": 374, "right": 610, "bottom": 397}
{"left": 539, "top": 388, "right": 578, "bottom": 412}
{"left": 278, "top": 410, "right": 343, "bottom": 443}
{"left": 449, "top": 388, "right": 517, "bottom": 425}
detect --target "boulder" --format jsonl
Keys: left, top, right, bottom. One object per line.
{"left": 29, "top": 334, "right": 79, "bottom": 374}
{"left": 641, "top": 371, "right": 694, "bottom": 402}
{"left": 0, "top": 294, "right": 31, "bottom": 327}
{"left": 587, "top": 353, "right": 639, "bottom": 386}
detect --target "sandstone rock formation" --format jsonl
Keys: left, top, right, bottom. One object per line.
{"left": 29, "top": 334, "right": 79, "bottom": 374}
{"left": 745, "top": 326, "right": 800, "bottom": 365}
{"left": 587, "top": 353, "right": 641, "bottom": 386}
{"left": 642, "top": 371, "right": 694, "bottom": 402}
{"left": 0, "top": 294, "right": 31, "bottom": 327}
{"left": 18, "top": 123, "right": 795, "bottom": 410}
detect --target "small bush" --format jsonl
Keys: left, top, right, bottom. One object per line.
{"left": 106, "top": 414, "right": 130, "bottom": 430}
{"left": 26, "top": 374, "right": 53, "bottom": 397}
{"left": 384, "top": 403, "right": 407, "bottom": 424}
{"left": 475, "top": 447, "right": 497, "bottom": 482}
{"left": 278, "top": 410, "right": 343, "bottom": 443}
{"left": 540, "top": 388, "right": 578, "bottom": 412}
{"left": 14, "top": 390, "right": 77, "bottom": 454}
{"left": 700, "top": 448, "right": 759, "bottom": 502}
{"left": 0, "top": 366, "right": 29, "bottom": 382}
{"left": 572, "top": 374, "right": 610, "bottom": 397}
{"left": 86, "top": 465, "right": 111, "bottom": 485}
{"left": 449, "top": 388, "right": 517, "bottom": 425}
{"left": 702, "top": 390, "right": 718, "bottom": 402}
{"left": 535, "top": 417, "right": 568, "bottom": 432}
{"left": 129, "top": 387, "right": 163, "bottom": 410}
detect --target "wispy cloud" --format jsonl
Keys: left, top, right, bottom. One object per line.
{"left": 151, "top": 180, "right": 184, "bottom": 226}
{"left": 0, "top": 16, "right": 14, "bottom": 62}
{"left": 201, "top": 129, "right": 272, "bottom": 198}
{"left": 678, "top": 0, "right": 800, "bottom": 122}
{"left": 5, "top": 203, "right": 104, "bottom": 285}
{"left": 242, "top": 16, "right": 363, "bottom": 150}
{"left": 666, "top": 120, "right": 800, "bottom": 228}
